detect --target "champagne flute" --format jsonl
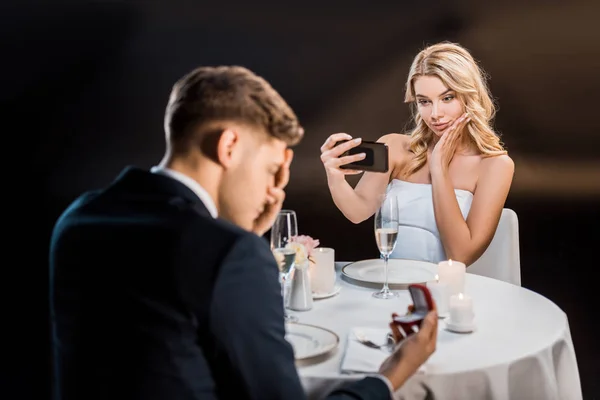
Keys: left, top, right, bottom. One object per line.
{"left": 373, "top": 194, "right": 399, "bottom": 299}
{"left": 270, "top": 210, "right": 298, "bottom": 322}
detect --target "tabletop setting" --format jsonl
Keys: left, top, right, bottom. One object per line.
{"left": 270, "top": 205, "right": 583, "bottom": 400}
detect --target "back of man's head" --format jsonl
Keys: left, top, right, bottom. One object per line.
{"left": 164, "top": 65, "right": 304, "bottom": 156}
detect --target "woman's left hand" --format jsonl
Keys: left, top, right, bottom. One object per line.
{"left": 429, "top": 113, "right": 471, "bottom": 176}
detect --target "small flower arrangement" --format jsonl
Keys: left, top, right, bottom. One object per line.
{"left": 287, "top": 235, "right": 320, "bottom": 264}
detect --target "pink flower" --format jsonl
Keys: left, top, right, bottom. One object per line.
{"left": 290, "top": 235, "right": 320, "bottom": 258}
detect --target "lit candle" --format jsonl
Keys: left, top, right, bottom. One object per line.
{"left": 426, "top": 274, "right": 449, "bottom": 317}
{"left": 449, "top": 292, "right": 474, "bottom": 325}
{"left": 437, "top": 259, "right": 466, "bottom": 296}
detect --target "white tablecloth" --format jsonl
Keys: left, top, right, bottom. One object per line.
{"left": 291, "top": 262, "right": 582, "bottom": 400}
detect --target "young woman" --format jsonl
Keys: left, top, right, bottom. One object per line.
{"left": 320, "top": 42, "right": 514, "bottom": 266}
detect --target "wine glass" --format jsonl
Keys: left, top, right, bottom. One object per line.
{"left": 373, "top": 194, "right": 399, "bottom": 299}
{"left": 270, "top": 209, "right": 298, "bottom": 322}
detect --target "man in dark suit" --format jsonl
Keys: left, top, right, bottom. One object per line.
{"left": 50, "top": 65, "right": 438, "bottom": 400}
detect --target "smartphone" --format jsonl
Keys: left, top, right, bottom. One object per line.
{"left": 337, "top": 140, "right": 389, "bottom": 173}
{"left": 392, "top": 284, "right": 435, "bottom": 335}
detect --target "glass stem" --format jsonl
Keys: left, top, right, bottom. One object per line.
{"left": 281, "top": 274, "right": 288, "bottom": 309}
{"left": 383, "top": 255, "right": 390, "bottom": 292}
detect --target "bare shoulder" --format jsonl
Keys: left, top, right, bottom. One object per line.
{"left": 377, "top": 133, "right": 412, "bottom": 171}
{"left": 378, "top": 132, "right": 410, "bottom": 146}
{"left": 473, "top": 154, "right": 515, "bottom": 207}
{"left": 478, "top": 154, "right": 515, "bottom": 193}
{"left": 377, "top": 133, "right": 412, "bottom": 155}
{"left": 481, "top": 154, "right": 515, "bottom": 175}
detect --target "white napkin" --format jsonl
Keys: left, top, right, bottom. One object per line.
{"left": 341, "top": 327, "right": 393, "bottom": 374}
{"left": 341, "top": 327, "right": 427, "bottom": 374}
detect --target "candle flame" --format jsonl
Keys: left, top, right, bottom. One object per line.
{"left": 435, "top": 274, "right": 439, "bottom": 282}
{"left": 458, "top": 293, "right": 464, "bottom": 300}
{"left": 448, "top": 259, "right": 453, "bottom": 266}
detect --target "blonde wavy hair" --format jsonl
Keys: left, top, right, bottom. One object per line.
{"left": 401, "top": 42, "right": 506, "bottom": 179}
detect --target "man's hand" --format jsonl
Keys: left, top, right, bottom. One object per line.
{"left": 378, "top": 310, "right": 438, "bottom": 391}
{"left": 252, "top": 149, "right": 294, "bottom": 236}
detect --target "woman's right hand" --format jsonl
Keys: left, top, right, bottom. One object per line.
{"left": 319, "top": 133, "right": 366, "bottom": 182}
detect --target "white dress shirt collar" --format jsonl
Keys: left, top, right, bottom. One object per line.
{"left": 150, "top": 166, "right": 218, "bottom": 218}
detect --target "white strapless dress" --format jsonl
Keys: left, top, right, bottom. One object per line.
{"left": 387, "top": 179, "right": 473, "bottom": 263}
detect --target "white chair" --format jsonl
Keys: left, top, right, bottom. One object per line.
{"left": 468, "top": 208, "right": 521, "bottom": 286}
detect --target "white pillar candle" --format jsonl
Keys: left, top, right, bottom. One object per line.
{"left": 449, "top": 293, "right": 474, "bottom": 325}
{"left": 426, "top": 274, "right": 449, "bottom": 316}
{"left": 437, "top": 259, "right": 466, "bottom": 296}
{"left": 310, "top": 247, "right": 336, "bottom": 294}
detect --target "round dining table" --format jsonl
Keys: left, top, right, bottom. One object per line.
{"left": 288, "top": 262, "right": 582, "bottom": 400}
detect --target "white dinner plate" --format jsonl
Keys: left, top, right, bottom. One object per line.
{"left": 285, "top": 322, "right": 339, "bottom": 360}
{"left": 342, "top": 258, "right": 437, "bottom": 286}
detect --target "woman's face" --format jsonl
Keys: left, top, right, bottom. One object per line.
{"left": 414, "top": 75, "right": 464, "bottom": 137}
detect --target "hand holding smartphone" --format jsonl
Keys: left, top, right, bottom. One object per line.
{"left": 392, "top": 284, "right": 435, "bottom": 337}
{"left": 336, "top": 139, "right": 389, "bottom": 173}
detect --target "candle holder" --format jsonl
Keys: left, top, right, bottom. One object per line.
{"left": 445, "top": 292, "right": 476, "bottom": 333}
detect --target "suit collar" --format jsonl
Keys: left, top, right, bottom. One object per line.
{"left": 150, "top": 166, "right": 218, "bottom": 218}
{"left": 111, "top": 166, "right": 212, "bottom": 217}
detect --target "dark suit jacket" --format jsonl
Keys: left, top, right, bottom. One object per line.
{"left": 50, "top": 166, "right": 391, "bottom": 400}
